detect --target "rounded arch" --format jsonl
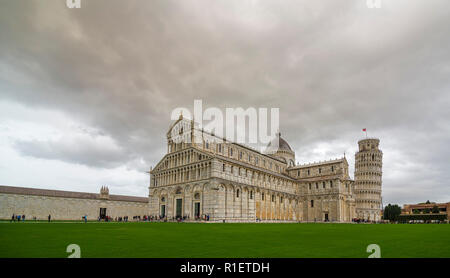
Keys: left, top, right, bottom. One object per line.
{"left": 226, "top": 183, "right": 235, "bottom": 192}
{"left": 192, "top": 184, "right": 203, "bottom": 193}
{"left": 234, "top": 185, "right": 242, "bottom": 198}
{"left": 202, "top": 182, "right": 213, "bottom": 191}
{"left": 173, "top": 186, "right": 183, "bottom": 195}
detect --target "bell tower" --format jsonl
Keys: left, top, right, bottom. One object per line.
{"left": 354, "top": 138, "right": 383, "bottom": 221}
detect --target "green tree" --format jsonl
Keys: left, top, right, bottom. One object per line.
{"left": 383, "top": 204, "right": 402, "bottom": 222}
{"left": 425, "top": 200, "right": 431, "bottom": 204}
{"left": 431, "top": 205, "right": 440, "bottom": 214}
{"left": 412, "top": 209, "right": 420, "bottom": 214}
{"left": 423, "top": 208, "right": 431, "bottom": 214}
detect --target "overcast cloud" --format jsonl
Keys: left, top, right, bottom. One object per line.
{"left": 0, "top": 0, "right": 449, "bottom": 204}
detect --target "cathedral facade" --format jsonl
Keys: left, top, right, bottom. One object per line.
{"left": 148, "top": 117, "right": 383, "bottom": 222}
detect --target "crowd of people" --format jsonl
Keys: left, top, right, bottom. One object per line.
{"left": 9, "top": 213, "right": 211, "bottom": 223}
{"left": 10, "top": 214, "right": 45, "bottom": 222}
{"left": 92, "top": 214, "right": 212, "bottom": 223}
{"left": 351, "top": 218, "right": 388, "bottom": 223}
{"left": 10, "top": 214, "right": 26, "bottom": 222}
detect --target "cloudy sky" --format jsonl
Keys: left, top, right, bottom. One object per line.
{"left": 0, "top": 0, "right": 449, "bottom": 205}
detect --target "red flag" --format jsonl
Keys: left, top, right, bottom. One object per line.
{"left": 362, "top": 128, "right": 366, "bottom": 132}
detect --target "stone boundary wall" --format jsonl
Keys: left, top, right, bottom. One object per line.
{"left": 0, "top": 186, "right": 149, "bottom": 220}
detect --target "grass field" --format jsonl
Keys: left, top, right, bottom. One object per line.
{"left": 0, "top": 222, "right": 449, "bottom": 258}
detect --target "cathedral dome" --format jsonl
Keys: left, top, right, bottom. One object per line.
{"left": 278, "top": 137, "right": 292, "bottom": 151}
{"left": 266, "top": 133, "right": 292, "bottom": 152}
{"left": 265, "top": 132, "right": 295, "bottom": 166}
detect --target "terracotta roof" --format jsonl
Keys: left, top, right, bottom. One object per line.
{"left": 0, "top": 185, "right": 148, "bottom": 203}
{"left": 404, "top": 202, "right": 449, "bottom": 208}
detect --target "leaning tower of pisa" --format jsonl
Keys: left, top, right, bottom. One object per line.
{"left": 354, "top": 138, "right": 383, "bottom": 221}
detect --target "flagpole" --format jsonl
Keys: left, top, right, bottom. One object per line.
{"left": 363, "top": 128, "right": 368, "bottom": 138}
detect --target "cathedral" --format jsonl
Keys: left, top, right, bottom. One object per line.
{"left": 0, "top": 115, "right": 383, "bottom": 222}
{"left": 149, "top": 116, "right": 383, "bottom": 222}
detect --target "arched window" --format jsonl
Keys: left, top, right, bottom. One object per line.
{"left": 250, "top": 191, "right": 253, "bottom": 199}
{"left": 271, "top": 195, "right": 275, "bottom": 202}
{"left": 311, "top": 200, "right": 314, "bottom": 208}
{"left": 236, "top": 189, "right": 240, "bottom": 198}
{"left": 323, "top": 182, "right": 326, "bottom": 188}
{"left": 223, "top": 164, "right": 225, "bottom": 172}
{"left": 262, "top": 193, "right": 265, "bottom": 200}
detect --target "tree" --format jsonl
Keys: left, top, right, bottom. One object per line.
{"left": 383, "top": 204, "right": 402, "bottom": 222}
{"left": 423, "top": 208, "right": 431, "bottom": 214}
{"left": 425, "top": 200, "right": 431, "bottom": 204}
{"left": 431, "top": 205, "right": 440, "bottom": 214}
{"left": 412, "top": 209, "right": 420, "bottom": 214}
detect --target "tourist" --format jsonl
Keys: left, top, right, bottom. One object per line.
{"left": 11, "top": 214, "right": 15, "bottom": 222}
{"left": 22, "top": 215, "right": 25, "bottom": 222}
{"left": 48, "top": 214, "right": 51, "bottom": 222}
{"left": 17, "top": 215, "right": 21, "bottom": 222}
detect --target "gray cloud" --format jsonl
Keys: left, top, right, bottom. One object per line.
{"left": 0, "top": 0, "right": 449, "bottom": 204}
{"left": 13, "top": 134, "right": 129, "bottom": 169}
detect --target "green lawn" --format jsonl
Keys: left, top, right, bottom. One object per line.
{"left": 0, "top": 222, "right": 449, "bottom": 258}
